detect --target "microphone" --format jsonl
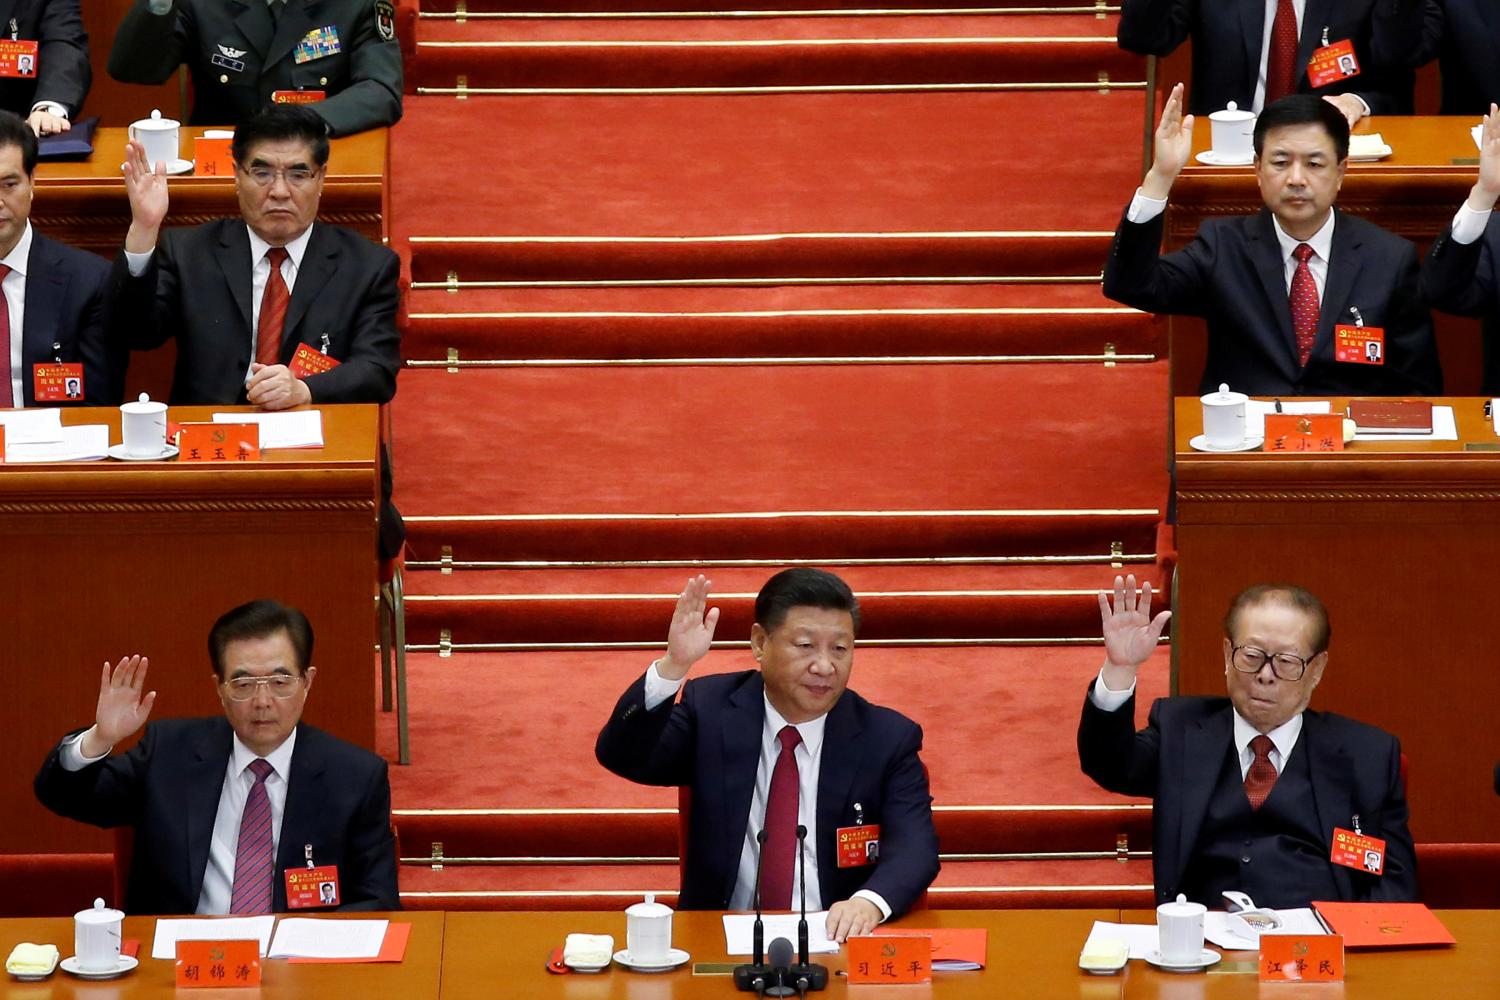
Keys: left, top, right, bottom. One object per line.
{"left": 766, "top": 937, "right": 796, "bottom": 999}
{"left": 792, "top": 824, "right": 829, "bottom": 992}
{"left": 733, "top": 829, "right": 772, "bottom": 993}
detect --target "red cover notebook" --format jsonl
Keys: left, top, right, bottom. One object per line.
{"left": 1311, "top": 902, "right": 1455, "bottom": 948}
{"left": 871, "top": 927, "right": 987, "bottom": 969}
{"left": 1346, "top": 399, "right": 1433, "bottom": 433}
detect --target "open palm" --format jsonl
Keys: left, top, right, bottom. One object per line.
{"left": 1099, "top": 574, "right": 1172, "bottom": 669}
{"left": 662, "top": 575, "right": 720, "bottom": 679}
{"left": 94, "top": 655, "right": 156, "bottom": 746}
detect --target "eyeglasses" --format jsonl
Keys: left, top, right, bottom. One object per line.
{"left": 240, "top": 165, "right": 319, "bottom": 189}
{"left": 222, "top": 674, "right": 304, "bottom": 701}
{"left": 1229, "top": 644, "right": 1314, "bottom": 682}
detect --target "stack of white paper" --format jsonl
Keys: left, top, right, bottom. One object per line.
{"left": 268, "top": 918, "right": 388, "bottom": 959}
{"left": 151, "top": 916, "right": 277, "bottom": 959}
{"left": 0, "top": 408, "right": 63, "bottom": 444}
{"left": 212, "top": 411, "right": 324, "bottom": 449}
{"left": 723, "top": 913, "right": 839, "bottom": 955}
{"left": 4, "top": 424, "right": 109, "bottom": 462}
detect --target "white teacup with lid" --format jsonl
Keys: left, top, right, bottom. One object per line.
{"left": 121, "top": 392, "right": 168, "bottom": 457}
{"left": 1200, "top": 383, "right": 1249, "bottom": 448}
{"left": 624, "top": 892, "right": 672, "bottom": 965}
{"left": 74, "top": 897, "right": 123, "bottom": 973}
{"left": 1156, "top": 893, "right": 1207, "bottom": 964}
{"left": 129, "top": 108, "right": 180, "bottom": 169}
{"left": 1208, "top": 102, "right": 1256, "bottom": 163}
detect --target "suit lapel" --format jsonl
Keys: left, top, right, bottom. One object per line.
{"left": 1302, "top": 712, "right": 1357, "bottom": 900}
{"left": 1297, "top": 0, "right": 1337, "bottom": 77}
{"left": 21, "top": 236, "right": 68, "bottom": 403}
{"left": 280, "top": 224, "right": 337, "bottom": 358}
{"left": 721, "top": 678, "right": 764, "bottom": 904}
{"left": 815, "top": 695, "right": 862, "bottom": 909}
{"left": 276, "top": 725, "right": 325, "bottom": 905}
{"left": 1173, "top": 707, "right": 1233, "bottom": 894}
{"left": 216, "top": 223, "right": 255, "bottom": 340}
{"left": 1316, "top": 210, "right": 1362, "bottom": 358}
{"left": 185, "top": 721, "right": 235, "bottom": 908}
{"left": 232, "top": 0, "right": 275, "bottom": 65}
{"left": 1247, "top": 211, "right": 1303, "bottom": 380}
{"left": 265, "top": 0, "right": 324, "bottom": 73}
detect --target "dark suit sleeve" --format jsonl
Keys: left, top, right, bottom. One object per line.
{"left": 1102, "top": 208, "right": 1215, "bottom": 318}
{"left": 303, "top": 243, "right": 401, "bottom": 403}
{"left": 1116, "top": 0, "right": 1193, "bottom": 56}
{"left": 309, "top": 5, "right": 403, "bottom": 136}
{"left": 34, "top": 0, "right": 91, "bottom": 115}
{"left": 73, "top": 255, "right": 125, "bottom": 405}
{"left": 107, "top": 0, "right": 190, "bottom": 85}
{"left": 336, "top": 756, "right": 401, "bottom": 911}
{"left": 1369, "top": 0, "right": 1443, "bottom": 69}
{"left": 1421, "top": 224, "right": 1495, "bottom": 318}
{"left": 34, "top": 726, "right": 155, "bottom": 829}
{"left": 1364, "top": 734, "right": 1418, "bottom": 902}
{"left": 854, "top": 721, "right": 939, "bottom": 919}
{"left": 595, "top": 673, "right": 698, "bottom": 787}
{"left": 105, "top": 241, "right": 185, "bottom": 353}
{"left": 1078, "top": 685, "right": 1162, "bottom": 798}
{"left": 1380, "top": 238, "right": 1442, "bottom": 395}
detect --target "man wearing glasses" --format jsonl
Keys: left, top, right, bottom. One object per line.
{"left": 1078, "top": 577, "right": 1417, "bottom": 908}
{"left": 34, "top": 600, "right": 399, "bottom": 915}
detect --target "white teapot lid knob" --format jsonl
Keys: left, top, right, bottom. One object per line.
{"left": 94, "top": 897, "right": 106, "bottom": 910}
{"left": 138, "top": 392, "right": 149, "bottom": 403}
{"left": 644, "top": 893, "right": 655, "bottom": 905}
{"left": 1226, "top": 102, "right": 1238, "bottom": 112}
{"left": 151, "top": 109, "right": 162, "bottom": 120}
{"left": 1218, "top": 383, "right": 1229, "bottom": 395}
{"left": 1176, "top": 894, "right": 1187, "bottom": 904}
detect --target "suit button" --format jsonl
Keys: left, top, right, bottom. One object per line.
{"left": 1241, "top": 855, "right": 1252, "bottom": 864}
{"left": 220, "top": 74, "right": 229, "bottom": 83}
{"left": 320, "top": 77, "right": 328, "bottom": 85}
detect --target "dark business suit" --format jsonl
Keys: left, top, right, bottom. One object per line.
{"left": 1117, "top": 0, "right": 1415, "bottom": 116}
{"left": 34, "top": 717, "right": 399, "bottom": 914}
{"left": 0, "top": 0, "right": 90, "bottom": 118}
{"left": 108, "top": 0, "right": 402, "bottom": 136}
{"left": 1378, "top": 0, "right": 1499, "bottom": 115}
{"left": 597, "top": 670, "right": 940, "bottom": 916}
{"left": 1422, "top": 216, "right": 1500, "bottom": 394}
{"left": 15, "top": 230, "right": 122, "bottom": 405}
{"left": 1103, "top": 206, "right": 1441, "bottom": 395}
{"left": 1079, "top": 692, "right": 1418, "bottom": 907}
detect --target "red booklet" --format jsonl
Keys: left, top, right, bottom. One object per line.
{"left": 871, "top": 927, "right": 987, "bottom": 969}
{"left": 1346, "top": 399, "right": 1433, "bottom": 433}
{"left": 1311, "top": 902, "right": 1455, "bottom": 948}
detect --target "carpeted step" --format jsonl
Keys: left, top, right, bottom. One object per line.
{"left": 401, "top": 282, "right": 1157, "bottom": 361}
{"left": 411, "top": 14, "right": 1141, "bottom": 91}
{"left": 399, "top": 563, "right": 1168, "bottom": 644}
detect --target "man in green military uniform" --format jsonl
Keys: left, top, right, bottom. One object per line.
{"left": 108, "top": 0, "right": 402, "bottom": 137}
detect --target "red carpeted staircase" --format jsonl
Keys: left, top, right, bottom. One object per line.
{"left": 381, "top": 0, "right": 1171, "bottom": 910}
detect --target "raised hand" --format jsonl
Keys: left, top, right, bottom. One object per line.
{"left": 122, "top": 139, "right": 169, "bottom": 253}
{"left": 1472, "top": 103, "right": 1500, "bottom": 212}
{"left": 659, "top": 575, "right": 720, "bottom": 681}
{"left": 1142, "top": 83, "right": 1195, "bottom": 199}
{"left": 1099, "top": 574, "right": 1172, "bottom": 686}
{"left": 84, "top": 656, "right": 156, "bottom": 757}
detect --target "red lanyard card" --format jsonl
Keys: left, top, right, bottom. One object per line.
{"left": 1335, "top": 325, "right": 1385, "bottom": 365}
{"left": 1330, "top": 827, "right": 1386, "bottom": 875}
{"left": 33, "top": 363, "right": 84, "bottom": 402}
{"left": 1307, "top": 39, "right": 1360, "bottom": 88}
{"left": 273, "top": 90, "right": 327, "bottom": 105}
{"left": 0, "top": 40, "right": 38, "bottom": 79}
{"left": 835, "top": 824, "right": 880, "bottom": 868}
{"left": 289, "top": 342, "right": 341, "bottom": 379}
{"left": 285, "top": 865, "right": 341, "bottom": 908}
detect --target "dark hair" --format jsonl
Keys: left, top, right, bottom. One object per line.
{"left": 754, "top": 568, "right": 861, "bottom": 635}
{"left": 232, "top": 104, "right": 330, "bottom": 168}
{"left": 0, "top": 110, "right": 38, "bottom": 175}
{"left": 1223, "top": 583, "right": 1331, "bottom": 655}
{"left": 1253, "top": 94, "right": 1350, "bottom": 162}
{"left": 208, "top": 600, "right": 315, "bottom": 678}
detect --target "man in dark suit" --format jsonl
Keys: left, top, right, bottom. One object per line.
{"left": 0, "top": 0, "right": 90, "bottom": 135}
{"left": 1375, "top": 0, "right": 1499, "bottom": 116}
{"left": 1078, "top": 575, "right": 1418, "bottom": 908}
{"left": 1118, "top": 0, "right": 1413, "bottom": 122}
{"left": 108, "top": 0, "right": 401, "bottom": 136}
{"left": 597, "top": 570, "right": 939, "bottom": 941}
{"left": 34, "top": 600, "right": 399, "bottom": 915}
{"left": 1104, "top": 88, "right": 1440, "bottom": 396}
{"left": 0, "top": 110, "right": 118, "bottom": 407}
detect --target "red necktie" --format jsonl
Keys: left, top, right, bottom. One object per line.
{"left": 1290, "top": 243, "right": 1320, "bottom": 367}
{"left": 760, "top": 725, "right": 803, "bottom": 910}
{"left": 256, "top": 247, "right": 290, "bottom": 367}
{"left": 229, "top": 759, "right": 276, "bottom": 914}
{"left": 0, "top": 263, "right": 13, "bottom": 408}
{"left": 1244, "top": 734, "right": 1279, "bottom": 810}
{"left": 1266, "top": 0, "right": 1299, "bottom": 105}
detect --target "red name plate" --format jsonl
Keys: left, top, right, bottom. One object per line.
{"left": 847, "top": 935, "right": 930, "bottom": 984}
{"left": 176, "top": 940, "right": 261, "bottom": 988}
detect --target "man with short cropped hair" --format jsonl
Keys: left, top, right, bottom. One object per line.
{"left": 34, "top": 599, "right": 399, "bottom": 915}
{"left": 597, "top": 570, "right": 940, "bottom": 941}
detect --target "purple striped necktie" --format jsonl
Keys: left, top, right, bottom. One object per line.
{"left": 229, "top": 759, "right": 277, "bottom": 914}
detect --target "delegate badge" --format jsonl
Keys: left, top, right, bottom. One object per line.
{"left": 1307, "top": 39, "right": 1360, "bottom": 88}
{"left": 1330, "top": 827, "right": 1386, "bottom": 875}
{"left": 835, "top": 824, "right": 881, "bottom": 868}
{"left": 0, "top": 39, "right": 38, "bottom": 79}
{"left": 273, "top": 90, "right": 326, "bottom": 105}
{"left": 285, "top": 865, "right": 341, "bottom": 908}
{"left": 289, "top": 342, "right": 341, "bottom": 379}
{"left": 1334, "top": 324, "right": 1385, "bottom": 365}
{"left": 33, "top": 362, "right": 84, "bottom": 402}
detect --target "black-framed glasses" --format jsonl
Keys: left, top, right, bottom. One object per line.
{"left": 222, "top": 674, "right": 303, "bottom": 701}
{"left": 1230, "top": 644, "right": 1313, "bottom": 681}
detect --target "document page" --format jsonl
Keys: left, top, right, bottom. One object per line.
{"left": 0, "top": 408, "right": 63, "bottom": 444}
{"left": 723, "top": 912, "right": 839, "bottom": 955}
{"left": 5, "top": 424, "right": 109, "bottom": 462}
{"left": 151, "top": 916, "right": 276, "bottom": 959}
{"left": 212, "top": 411, "right": 324, "bottom": 449}
{"left": 268, "top": 918, "right": 388, "bottom": 959}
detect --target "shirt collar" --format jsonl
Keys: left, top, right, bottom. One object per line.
{"left": 1271, "top": 210, "right": 1336, "bottom": 266}
{"left": 230, "top": 725, "right": 298, "bottom": 782}
{"left": 1, "top": 221, "right": 33, "bottom": 277}
{"left": 246, "top": 222, "right": 315, "bottom": 272}
{"left": 1232, "top": 708, "right": 1303, "bottom": 764}
{"left": 762, "top": 693, "right": 827, "bottom": 759}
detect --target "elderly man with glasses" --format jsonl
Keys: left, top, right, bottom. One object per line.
{"left": 35, "top": 599, "right": 398, "bottom": 916}
{"left": 1077, "top": 577, "right": 1418, "bottom": 908}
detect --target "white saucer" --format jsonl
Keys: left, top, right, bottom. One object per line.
{"left": 613, "top": 947, "right": 690, "bottom": 972}
{"left": 60, "top": 955, "right": 137, "bottom": 980}
{"left": 1144, "top": 948, "right": 1221, "bottom": 973}
{"left": 1078, "top": 954, "right": 1128, "bottom": 975}
{"left": 1188, "top": 433, "right": 1264, "bottom": 453}
{"left": 564, "top": 959, "right": 610, "bottom": 974}
{"left": 119, "top": 158, "right": 195, "bottom": 175}
{"left": 1195, "top": 150, "right": 1254, "bottom": 166}
{"left": 107, "top": 442, "right": 179, "bottom": 461}
{"left": 7, "top": 952, "right": 59, "bottom": 981}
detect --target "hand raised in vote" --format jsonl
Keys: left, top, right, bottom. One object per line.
{"left": 658, "top": 575, "right": 719, "bottom": 681}
{"left": 826, "top": 897, "right": 882, "bottom": 943}
{"left": 1141, "top": 82, "right": 1195, "bottom": 200}
{"left": 1098, "top": 574, "right": 1171, "bottom": 689}
{"left": 1472, "top": 103, "right": 1500, "bottom": 212}
{"left": 84, "top": 655, "right": 156, "bottom": 758}
{"left": 246, "top": 363, "right": 312, "bottom": 411}
{"left": 122, "top": 139, "right": 169, "bottom": 253}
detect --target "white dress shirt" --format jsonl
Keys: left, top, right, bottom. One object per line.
{"left": 2, "top": 221, "right": 32, "bottom": 405}
{"left": 62, "top": 726, "right": 299, "bottom": 915}
{"left": 643, "top": 663, "right": 891, "bottom": 919}
{"left": 1450, "top": 202, "right": 1492, "bottom": 245}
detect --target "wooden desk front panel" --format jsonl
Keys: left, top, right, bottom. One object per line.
{"left": 0, "top": 406, "right": 380, "bottom": 855}
{"left": 1172, "top": 398, "right": 1500, "bottom": 842}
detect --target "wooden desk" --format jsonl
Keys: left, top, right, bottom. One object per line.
{"left": 1119, "top": 909, "right": 1500, "bottom": 997}
{"left": 440, "top": 909, "right": 1119, "bottom": 1000}
{"left": 1172, "top": 396, "right": 1500, "bottom": 841}
{"left": 32, "top": 127, "right": 388, "bottom": 254}
{"left": 0, "top": 912, "right": 444, "bottom": 999}
{"left": 0, "top": 405, "right": 381, "bottom": 854}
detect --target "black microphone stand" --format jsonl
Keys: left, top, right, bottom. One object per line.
{"left": 733, "top": 829, "right": 772, "bottom": 993}
{"left": 791, "top": 824, "right": 828, "bottom": 992}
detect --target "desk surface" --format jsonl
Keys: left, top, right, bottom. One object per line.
{"left": 1174, "top": 396, "right": 1498, "bottom": 458}
{"left": 1188, "top": 116, "right": 1480, "bottom": 175}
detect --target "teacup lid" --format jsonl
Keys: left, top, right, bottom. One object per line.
{"left": 625, "top": 893, "right": 673, "bottom": 918}
{"left": 120, "top": 391, "right": 167, "bottom": 414}
{"left": 134, "top": 108, "right": 178, "bottom": 131}
{"left": 1209, "top": 101, "right": 1256, "bottom": 123}
{"left": 1158, "top": 892, "right": 1207, "bottom": 916}
{"left": 75, "top": 897, "right": 124, "bottom": 924}
{"left": 1201, "top": 383, "right": 1248, "bottom": 405}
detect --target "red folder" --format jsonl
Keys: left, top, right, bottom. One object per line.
{"left": 1311, "top": 902, "right": 1455, "bottom": 948}
{"left": 871, "top": 927, "right": 987, "bottom": 969}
